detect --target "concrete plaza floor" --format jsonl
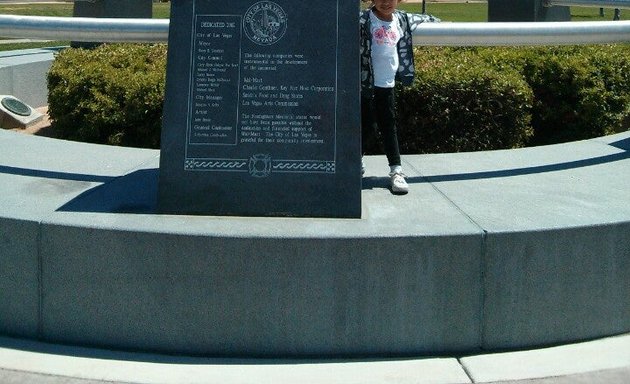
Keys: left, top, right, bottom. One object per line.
{"left": 0, "top": 333, "right": 629, "bottom": 384}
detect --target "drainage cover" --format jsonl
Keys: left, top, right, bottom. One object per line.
{"left": 1, "top": 97, "right": 31, "bottom": 117}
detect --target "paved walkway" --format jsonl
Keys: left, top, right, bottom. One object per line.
{"left": 0, "top": 333, "right": 629, "bottom": 384}
{"left": 0, "top": 39, "right": 52, "bottom": 44}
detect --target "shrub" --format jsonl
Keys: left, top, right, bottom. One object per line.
{"left": 519, "top": 46, "right": 630, "bottom": 146}
{"left": 473, "top": 45, "right": 630, "bottom": 146}
{"left": 47, "top": 44, "right": 167, "bottom": 148}
{"left": 47, "top": 43, "right": 629, "bottom": 152}
{"left": 391, "top": 47, "right": 533, "bottom": 154}
{"left": 378, "top": 45, "right": 630, "bottom": 154}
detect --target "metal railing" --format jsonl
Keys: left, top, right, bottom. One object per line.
{"left": 412, "top": 21, "right": 630, "bottom": 45}
{"left": 0, "top": 15, "right": 629, "bottom": 46}
{"left": 0, "top": 15, "right": 168, "bottom": 43}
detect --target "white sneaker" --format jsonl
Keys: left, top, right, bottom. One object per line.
{"left": 361, "top": 159, "right": 365, "bottom": 176}
{"left": 390, "top": 172, "right": 409, "bottom": 194}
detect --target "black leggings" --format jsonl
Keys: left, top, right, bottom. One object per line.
{"left": 361, "top": 87, "right": 401, "bottom": 167}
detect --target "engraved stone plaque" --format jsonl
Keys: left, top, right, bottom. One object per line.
{"left": 1, "top": 97, "right": 31, "bottom": 117}
{"left": 0, "top": 95, "right": 43, "bottom": 129}
{"left": 158, "top": 0, "right": 361, "bottom": 217}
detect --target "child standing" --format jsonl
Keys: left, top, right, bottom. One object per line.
{"left": 360, "top": 0, "right": 439, "bottom": 194}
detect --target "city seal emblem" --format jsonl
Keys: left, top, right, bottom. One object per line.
{"left": 243, "top": 1, "right": 287, "bottom": 46}
{"left": 249, "top": 153, "right": 272, "bottom": 177}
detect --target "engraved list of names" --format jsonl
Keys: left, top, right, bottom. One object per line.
{"left": 188, "top": 16, "right": 240, "bottom": 145}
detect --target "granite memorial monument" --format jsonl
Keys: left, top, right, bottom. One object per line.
{"left": 158, "top": 0, "right": 361, "bottom": 217}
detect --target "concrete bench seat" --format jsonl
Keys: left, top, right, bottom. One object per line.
{"left": 1, "top": 128, "right": 629, "bottom": 357}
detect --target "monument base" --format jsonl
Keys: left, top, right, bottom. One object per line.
{"left": 72, "top": 0, "right": 153, "bottom": 48}
{"left": 72, "top": 0, "right": 152, "bottom": 18}
{"left": 488, "top": 0, "right": 570, "bottom": 21}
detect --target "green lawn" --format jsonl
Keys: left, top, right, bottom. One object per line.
{"left": 0, "top": 3, "right": 171, "bottom": 17}
{"left": 0, "top": 2, "right": 626, "bottom": 51}
{"left": 570, "top": 6, "right": 628, "bottom": 21}
{"left": 0, "top": 3, "right": 73, "bottom": 17}
{"left": 401, "top": 3, "right": 488, "bottom": 22}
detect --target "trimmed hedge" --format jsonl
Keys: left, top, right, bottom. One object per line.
{"left": 47, "top": 44, "right": 167, "bottom": 148}
{"left": 47, "top": 43, "right": 630, "bottom": 152}
{"left": 476, "top": 45, "right": 630, "bottom": 146}
{"left": 388, "top": 45, "right": 629, "bottom": 154}
{"left": 392, "top": 47, "right": 533, "bottom": 154}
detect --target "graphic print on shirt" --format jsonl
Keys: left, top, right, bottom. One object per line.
{"left": 372, "top": 25, "right": 399, "bottom": 47}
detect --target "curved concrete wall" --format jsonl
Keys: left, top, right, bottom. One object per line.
{"left": 1, "top": 129, "right": 629, "bottom": 357}
{"left": 0, "top": 47, "right": 57, "bottom": 108}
